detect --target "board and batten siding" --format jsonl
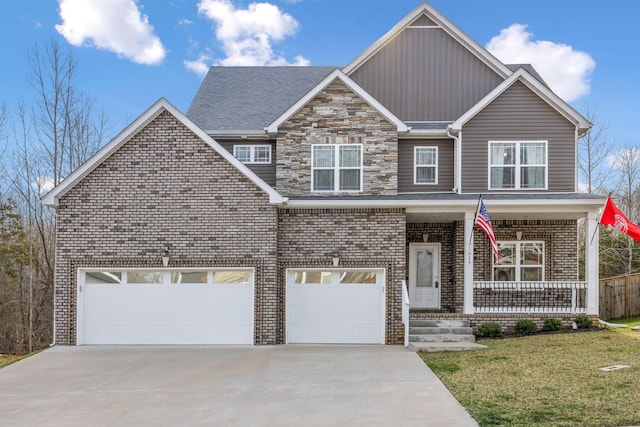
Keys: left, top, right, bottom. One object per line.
{"left": 398, "top": 139, "right": 454, "bottom": 192}
{"left": 461, "top": 81, "right": 577, "bottom": 193}
{"left": 217, "top": 139, "right": 277, "bottom": 186}
{"left": 349, "top": 25, "right": 503, "bottom": 122}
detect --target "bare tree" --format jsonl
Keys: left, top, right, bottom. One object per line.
{"left": 0, "top": 40, "right": 109, "bottom": 354}
{"left": 578, "top": 105, "right": 613, "bottom": 195}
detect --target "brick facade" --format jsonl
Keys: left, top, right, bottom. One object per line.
{"left": 278, "top": 208, "right": 406, "bottom": 344}
{"left": 276, "top": 80, "right": 398, "bottom": 197}
{"left": 54, "top": 110, "right": 279, "bottom": 345}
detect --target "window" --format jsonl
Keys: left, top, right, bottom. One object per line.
{"left": 292, "top": 270, "right": 381, "bottom": 285}
{"left": 312, "top": 144, "right": 362, "bottom": 192}
{"left": 489, "top": 141, "right": 547, "bottom": 189}
{"left": 414, "top": 147, "right": 437, "bottom": 184}
{"left": 493, "top": 241, "right": 544, "bottom": 281}
{"left": 83, "top": 269, "right": 253, "bottom": 285}
{"left": 233, "top": 145, "right": 271, "bottom": 164}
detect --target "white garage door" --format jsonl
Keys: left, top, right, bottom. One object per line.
{"left": 286, "top": 269, "right": 385, "bottom": 344}
{"left": 77, "top": 269, "right": 254, "bottom": 345}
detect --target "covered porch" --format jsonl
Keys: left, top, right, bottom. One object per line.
{"left": 403, "top": 194, "right": 602, "bottom": 320}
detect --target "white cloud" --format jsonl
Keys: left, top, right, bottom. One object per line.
{"left": 33, "top": 176, "right": 54, "bottom": 194}
{"left": 486, "top": 24, "right": 595, "bottom": 102}
{"left": 195, "top": 0, "right": 309, "bottom": 66}
{"left": 184, "top": 53, "right": 212, "bottom": 77}
{"left": 56, "top": 0, "right": 166, "bottom": 65}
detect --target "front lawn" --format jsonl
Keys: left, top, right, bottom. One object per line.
{"left": 421, "top": 319, "right": 640, "bottom": 426}
{"left": 0, "top": 354, "right": 30, "bottom": 369}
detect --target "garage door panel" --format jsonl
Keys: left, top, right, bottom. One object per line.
{"left": 79, "top": 270, "right": 254, "bottom": 345}
{"left": 286, "top": 270, "right": 385, "bottom": 344}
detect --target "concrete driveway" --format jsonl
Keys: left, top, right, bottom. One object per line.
{"left": 0, "top": 345, "right": 477, "bottom": 426}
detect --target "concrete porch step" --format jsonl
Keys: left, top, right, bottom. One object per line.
{"left": 410, "top": 342, "right": 488, "bottom": 352}
{"left": 409, "top": 319, "right": 470, "bottom": 328}
{"left": 409, "top": 326, "right": 473, "bottom": 335}
{"left": 409, "top": 334, "right": 476, "bottom": 343}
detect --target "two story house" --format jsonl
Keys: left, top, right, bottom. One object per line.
{"left": 43, "top": 2, "right": 603, "bottom": 346}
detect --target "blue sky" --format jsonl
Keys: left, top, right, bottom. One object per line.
{"left": 1, "top": 0, "right": 638, "bottom": 148}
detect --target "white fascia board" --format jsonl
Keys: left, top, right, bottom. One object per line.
{"left": 204, "top": 130, "right": 269, "bottom": 140}
{"left": 402, "top": 129, "right": 450, "bottom": 139}
{"left": 450, "top": 68, "right": 591, "bottom": 133}
{"left": 42, "top": 98, "right": 284, "bottom": 207}
{"left": 284, "top": 195, "right": 604, "bottom": 211}
{"left": 343, "top": 3, "right": 512, "bottom": 78}
{"left": 266, "top": 69, "right": 408, "bottom": 134}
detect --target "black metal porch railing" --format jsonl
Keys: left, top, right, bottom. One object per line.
{"left": 473, "top": 281, "right": 587, "bottom": 314}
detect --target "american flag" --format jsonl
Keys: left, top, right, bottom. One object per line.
{"left": 476, "top": 199, "right": 498, "bottom": 260}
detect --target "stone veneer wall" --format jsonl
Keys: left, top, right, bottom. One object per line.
{"left": 278, "top": 208, "right": 406, "bottom": 344}
{"left": 276, "top": 80, "right": 398, "bottom": 197}
{"left": 54, "top": 110, "right": 279, "bottom": 345}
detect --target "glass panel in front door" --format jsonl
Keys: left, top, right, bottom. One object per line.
{"left": 416, "top": 250, "right": 433, "bottom": 288}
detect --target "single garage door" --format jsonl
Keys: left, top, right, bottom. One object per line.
{"left": 286, "top": 269, "right": 385, "bottom": 344}
{"left": 77, "top": 268, "right": 254, "bottom": 345}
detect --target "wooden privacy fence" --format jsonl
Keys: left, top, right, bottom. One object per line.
{"left": 599, "top": 273, "right": 640, "bottom": 320}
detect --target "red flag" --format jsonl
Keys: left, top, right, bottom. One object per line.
{"left": 600, "top": 197, "right": 640, "bottom": 242}
{"left": 476, "top": 199, "right": 499, "bottom": 260}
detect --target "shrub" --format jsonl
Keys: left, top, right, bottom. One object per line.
{"left": 542, "top": 318, "right": 562, "bottom": 332}
{"left": 514, "top": 319, "right": 537, "bottom": 335}
{"left": 477, "top": 322, "right": 503, "bottom": 338}
{"left": 574, "top": 314, "right": 593, "bottom": 329}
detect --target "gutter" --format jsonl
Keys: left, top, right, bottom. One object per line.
{"left": 447, "top": 126, "right": 461, "bottom": 194}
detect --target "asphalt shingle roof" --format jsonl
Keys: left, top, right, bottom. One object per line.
{"left": 186, "top": 66, "right": 338, "bottom": 132}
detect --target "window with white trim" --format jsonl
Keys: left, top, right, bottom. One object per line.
{"left": 233, "top": 145, "right": 272, "bottom": 164}
{"left": 414, "top": 146, "right": 438, "bottom": 184}
{"left": 489, "top": 141, "right": 547, "bottom": 189}
{"left": 493, "top": 241, "right": 544, "bottom": 281}
{"left": 312, "top": 144, "right": 362, "bottom": 192}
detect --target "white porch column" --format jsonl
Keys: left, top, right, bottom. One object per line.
{"left": 463, "top": 210, "right": 475, "bottom": 314}
{"left": 585, "top": 210, "right": 599, "bottom": 315}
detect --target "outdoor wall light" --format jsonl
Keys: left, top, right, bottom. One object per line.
{"left": 516, "top": 231, "right": 523, "bottom": 241}
{"left": 422, "top": 233, "right": 429, "bottom": 242}
{"left": 162, "top": 250, "right": 170, "bottom": 267}
{"left": 331, "top": 249, "right": 339, "bottom": 267}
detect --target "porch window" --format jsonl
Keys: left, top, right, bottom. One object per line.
{"left": 233, "top": 145, "right": 272, "bottom": 164}
{"left": 489, "top": 141, "right": 547, "bottom": 189}
{"left": 312, "top": 144, "right": 362, "bottom": 192}
{"left": 414, "top": 147, "right": 438, "bottom": 184}
{"left": 493, "top": 241, "right": 544, "bottom": 281}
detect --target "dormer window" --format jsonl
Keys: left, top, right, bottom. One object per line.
{"left": 312, "top": 144, "right": 363, "bottom": 192}
{"left": 489, "top": 141, "right": 547, "bottom": 190}
{"left": 233, "top": 145, "right": 272, "bottom": 164}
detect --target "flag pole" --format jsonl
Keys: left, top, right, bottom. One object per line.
{"left": 590, "top": 193, "right": 611, "bottom": 245}
{"left": 469, "top": 194, "right": 482, "bottom": 247}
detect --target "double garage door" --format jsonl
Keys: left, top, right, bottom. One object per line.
{"left": 77, "top": 268, "right": 385, "bottom": 345}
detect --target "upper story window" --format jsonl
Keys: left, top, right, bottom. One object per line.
{"left": 493, "top": 241, "right": 544, "bottom": 282}
{"left": 414, "top": 146, "right": 438, "bottom": 184}
{"left": 312, "top": 144, "right": 362, "bottom": 192}
{"left": 489, "top": 141, "right": 547, "bottom": 190}
{"left": 233, "top": 145, "right": 272, "bottom": 164}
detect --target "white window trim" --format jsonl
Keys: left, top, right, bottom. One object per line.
{"left": 311, "top": 144, "right": 363, "bottom": 193}
{"left": 233, "top": 145, "right": 272, "bottom": 164}
{"left": 492, "top": 241, "right": 545, "bottom": 281}
{"left": 488, "top": 141, "right": 548, "bottom": 190}
{"left": 414, "top": 146, "right": 438, "bottom": 185}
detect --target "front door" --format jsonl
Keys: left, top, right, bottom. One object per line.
{"left": 409, "top": 243, "right": 441, "bottom": 309}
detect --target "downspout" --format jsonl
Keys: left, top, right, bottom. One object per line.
{"left": 447, "top": 127, "right": 462, "bottom": 194}
{"left": 49, "top": 208, "right": 56, "bottom": 347}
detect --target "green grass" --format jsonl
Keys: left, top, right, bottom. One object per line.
{"left": 421, "top": 319, "right": 640, "bottom": 427}
{"left": 0, "top": 354, "right": 30, "bottom": 369}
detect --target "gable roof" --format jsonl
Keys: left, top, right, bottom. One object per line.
{"left": 266, "top": 69, "right": 409, "bottom": 134}
{"left": 42, "top": 98, "right": 284, "bottom": 207}
{"left": 449, "top": 67, "right": 592, "bottom": 135}
{"left": 343, "top": 2, "right": 513, "bottom": 78}
{"left": 186, "top": 66, "right": 337, "bottom": 135}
